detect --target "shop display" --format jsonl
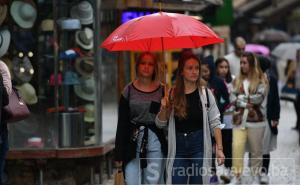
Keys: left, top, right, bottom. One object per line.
{"left": 70, "top": 1, "right": 93, "bottom": 25}
{"left": 75, "top": 27, "right": 94, "bottom": 50}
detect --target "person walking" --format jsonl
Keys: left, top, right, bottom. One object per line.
{"left": 230, "top": 52, "right": 268, "bottom": 185}
{"left": 257, "top": 55, "right": 281, "bottom": 184}
{"left": 156, "top": 53, "right": 225, "bottom": 184}
{"left": 114, "top": 52, "right": 167, "bottom": 185}
{"left": 215, "top": 57, "right": 235, "bottom": 183}
{"left": 201, "top": 55, "right": 230, "bottom": 184}
{"left": 225, "top": 37, "right": 246, "bottom": 77}
{"left": 0, "top": 60, "right": 12, "bottom": 185}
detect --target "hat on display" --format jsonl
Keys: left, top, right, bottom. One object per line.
{"left": 74, "top": 77, "right": 95, "bottom": 101}
{"left": 49, "top": 73, "right": 62, "bottom": 86}
{"left": 70, "top": 1, "right": 93, "bottom": 25}
{"left": 16, "top": 82, "right": 38, "bottom": 105}
{"left": 84, "top": 104, "right": 94, "bottom": 122}
{"left": 75, "top": 57, "right": 94, "bottom": 77}
{"left": 63, "top": 71, "right": 80, "bottom": 85}
{"left": 12, "top": 56, "right": 34, "bottom": 83}
{"left": 40, "top": 19, "right": 54, "bottom": 32}
{"left": 0, "top": 29, "right": 10, "bottom": 58}
{"left": 12, "top": 31, "right": 35, "bottom": 53}
{"left": 0, "top": 4, "right": 7, "bottom": 26}
{"left": 57, "top": 18, "right": 81, "bottom": 31}
{"left": 10, "top": 0, "right": 37, "bottom": 29}
{"left": 59, "top": 49, "right": 79, "bottom": 60}
{"left": 75, "top": 27, "right": 94, "bottom": 50}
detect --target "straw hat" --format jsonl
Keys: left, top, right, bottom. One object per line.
{"left": 75, "top": 57, "right": 94, "bottom": 77}
{"left": 0, "top": 4, "right": 7, "bottom": 26}
{"left": 40, "top": 19, "right": 54, "bottom": 32}
{"left": 70, "top": 1, "right": 93, "bottom": 25}
{"left": 15, "top": 82, "right": 38, "bottom": 105}
{"left": 75, "top": 27, "right": 94, "bottom": 50}
{"left": 0, "top": 29, "right": 10, "bottom": 58}
{"left": 84, "top": 104, "right": 94, "bottom": 122}
{"left": 74, "top": 77, "right": 95, "bottom": 101}
{"left": 10, "top": 0, "right": 37, "bottom": 29}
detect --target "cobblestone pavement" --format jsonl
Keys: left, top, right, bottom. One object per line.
{"left": 104, "top": 101, "right": 300, "bottom": 185}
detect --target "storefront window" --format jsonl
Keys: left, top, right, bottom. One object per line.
{"left": 1, "top": 0, "right": 119, "bottom": 149}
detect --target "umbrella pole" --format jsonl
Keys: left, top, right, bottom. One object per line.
{"left": 160, "top": 37, "right": 168, "bottom": 97}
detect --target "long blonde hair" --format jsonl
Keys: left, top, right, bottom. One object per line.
{"left": 172, "top": 53, "right": 206, "bottom": 119}
{"left": 234, "top": 52, "right": 268, "bottom": 94}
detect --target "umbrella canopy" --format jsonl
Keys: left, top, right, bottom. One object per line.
{"left": 253, "top": 29, "right": 290, "bottom": 43}
{"left": 245, "top": 43, "right": 270, "bottom": 56}
{"left": 271, "top": 42, "right": 300, "bottom": 61}
{"left": 101, "top": 12, "right": 223, "bottom": 51}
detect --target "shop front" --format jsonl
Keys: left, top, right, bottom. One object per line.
{"left": 0, "top": 0, "right": 120, "bottom": 184}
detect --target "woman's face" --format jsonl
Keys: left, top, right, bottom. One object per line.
{"left": 240, "top": 56, "right": 250, "bottom": 75}
{"left": 182, "top": 58, "right": 200, "bottom": 83}
{"left": 201, "top": 64, "right": 210, "bottom": 81}
{"left": 217, "top": 60, "right": 229, "bottom": 78}
{"left": 137, "top": 54, "right": 155, "bottom": 79}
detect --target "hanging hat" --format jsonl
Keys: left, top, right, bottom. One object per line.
{"left": 12, "top": 31, "right": 34, "bottom": 53}
{"left": 84, "top": 104, "right": 94, "bottom": 122}
{"left": 70, "top": 1, "right": 93, "bottom": 25}
{"left": 57, "top": 18, "right": 81, "bottom": 31}
{"left": 74, "top": 77, "right": 95, "bottom": 101}
{"left": 0, "top": 29, "right": 10, "bottom": 58}
{"left": 75, "top": 27, "right": 94, "bottom": 50}
{"left": 75, "top": 57, "right": 94, "bottom": 77}
{"left": 59, "top": 49, "right": 79, "bottom": 60}
{"left": 0, "top": 4, "right": 7, "bottom": 26}
{"left": 40, "top": 19, "right": 54, "bottom": 32}
{"left": 63, "top": 71, "right": 80, "bottom": 85}
{"left": 12, "top": 56, "right": 34, "bottom": 83}
{"left": 15, "top": 82, "right": 38, "bottom": 105}
{"left": 10, "top": 1, "right": 37, "bottom": 29}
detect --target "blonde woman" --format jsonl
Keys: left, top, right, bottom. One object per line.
{"left": 230, "top": 52, "right": 268, "bottom": 185}
{"left": 156, "top": 53, "right": 225, "bottom": 184}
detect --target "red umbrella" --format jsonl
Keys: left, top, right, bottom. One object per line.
{"left": 101, "top": 12, "right": 223, "bottom": 51}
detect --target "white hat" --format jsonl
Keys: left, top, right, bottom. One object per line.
{"left": 74, "top": 77, "right": 95, "bottom": 101}
{"left": 57, "top": 18, "right": 81, "bottom": 31}
{"left": 75, "top": 57, "right": 94, "bottom": 77}
{"left": 84, "top": 104, "right": 94, "bottom": 122}
{"left": 0, "top": 29, "right": 11, "bottom": 58}
{"left": 40, "top": 19, "right": 54, "bottom": 32}
{"left": 70, "top": 1, "right": 93, "bottom": 25}
{"left": 0, "top": 4, "right": 7, "bottom": 26}
{"left": 75, "top": 27, "right": 94, "bottom": 50}
{"left": 10, "top": 1, "right": 37, "bottom": 29}
{"left": 16, "top": 82, "right": 38, "bottom": 105}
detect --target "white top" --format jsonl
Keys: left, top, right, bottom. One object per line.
{"left": 0, "top": 60, "right": 12, "bottom": 95}
{"left": 225, "top": 52, "right": 241, "bottom": 77}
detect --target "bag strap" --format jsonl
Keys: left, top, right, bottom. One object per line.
{"left": 201, "top": 87, "right": 210, "bottom": 111}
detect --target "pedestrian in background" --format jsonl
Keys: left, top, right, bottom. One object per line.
{"left": 225, "top": 37, "right": 246, "bottom": 77}
{"left": 215, "top": 57, "right": 235, "bottom": 183}
{"left": 114, "top": 52, "right": 167, "bottom": 185}
{"left": 230, "top": 52, "right": 268, "bottom": 185}
{"left": 201, "top": 55, "right": 230, "bottom": 184}
{"left": 156, "top": 53, "right": 225, "bottom": 184}
{"left": 0, "top": 60, "right": 12, "bottom": 185}
{"left": 257, "top": 55, "right": 280, "bottom": 184}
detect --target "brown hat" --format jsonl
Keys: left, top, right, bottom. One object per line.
{"left": 0, "top": 4, "right": 7, "bottom": 26}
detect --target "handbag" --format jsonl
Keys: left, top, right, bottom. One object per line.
{"left": 232, "top": 108, "right": 244, "bottom": 125}
{"left": 3, "top": 87, "right": 30, "bottom": 123}
{"left": 114, "top": 169, "right": 125, "bottom": 185}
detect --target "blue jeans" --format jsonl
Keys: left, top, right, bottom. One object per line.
{"left": 172, "top": 130, "right": 204, "bottom": 185}
{"left": 125, "top": 128, "right": 165, "bottom": 185}
{"left": 0, "top": 125, "right": 8, "bottom": 185}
